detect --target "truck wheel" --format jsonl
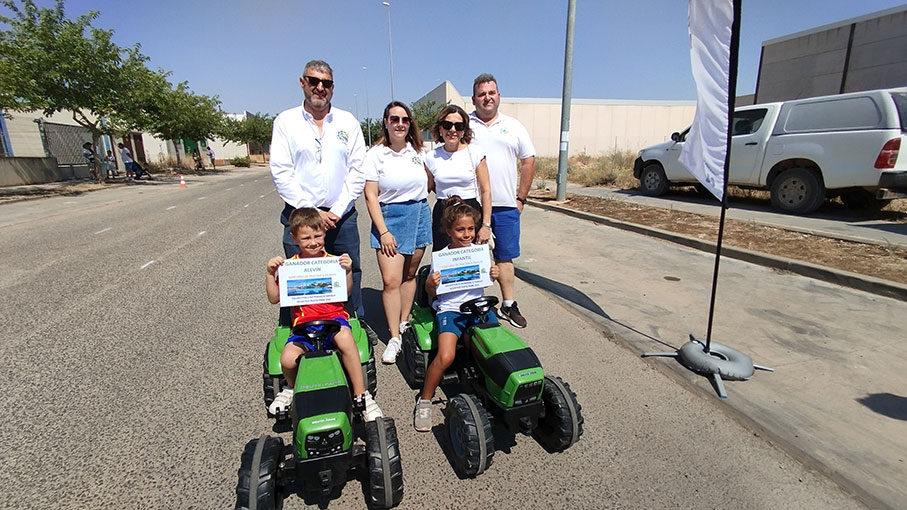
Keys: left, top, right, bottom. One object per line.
{"left": 770, "top": 168, "right": 825, "bottom": 214}
{"left": 364, "top": 417, "right": 404, "bottom": 509}
{"left": 638, "top": 163, "right": 669, "bottom": 196}
{"left": 840, "top": 189, "right": 891, "bottom": 211}
{"left": 445, "top": 394, "right": 494, "bottom": 477}
{"left": 401, "top": 329, "right": 427, "bottom": 389}
{"left": 534, "top": 376, "right": 584, "bottom": 452}
{"left": 262, "top": 346, "right": 287, "bottom": 416}
{"left": 236, "top": 435, "right": 284, "bottom": 510}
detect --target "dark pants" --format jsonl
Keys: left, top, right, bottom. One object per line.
{"left": 279, "top": 204, "right": 363, "bottom": 326}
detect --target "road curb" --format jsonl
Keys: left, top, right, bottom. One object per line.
{"left": 529, "top": 200, "right": 907, "bottom": 302}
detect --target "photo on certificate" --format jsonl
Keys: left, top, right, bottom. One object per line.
{"left": 278, "top": 257, "right": 347, "bottom": 307}
{"left": 431, "top": 244, "right": 492, "bottom": 295}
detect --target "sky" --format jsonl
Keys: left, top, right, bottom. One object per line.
{"left": 24, "top": 0, "right": 907, "bottom": 118}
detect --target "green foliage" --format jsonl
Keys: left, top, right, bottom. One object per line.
{"left": 360, "top": 118, "right": 382, "bottom": 147}
{"left": 220, "top": 112, "right": 273, "bottom": 146}
{"left": 143, "top": 80, "right": 223, "bottom": 143}
{"left": 229, "top": 156, "right": 251, "bottom": 167}
{"left": 411, "top": 100, "right": 443, "bottom": 134}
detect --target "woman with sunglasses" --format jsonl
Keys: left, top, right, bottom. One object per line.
{"left": 363, "top": 101, "right": 433, "bottom": 364}
{"left": 424, "top": 104, "right": 492, "bottom": 250}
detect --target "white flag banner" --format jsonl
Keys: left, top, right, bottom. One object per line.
{"left": 679, "top": 0, "right": 734, "bottom": 201}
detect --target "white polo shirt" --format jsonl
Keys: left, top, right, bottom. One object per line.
{"left": 120, "top": 146, "right": 133, "bottom": 164}
{"left": 469, "top": 112, "right": 535, "bottom": 208}
{"left": 424, "top": 144, "right": 486, "bottom": 200}
{"left": 269, "top": 104, "right": 366, "bottom": 217}
{"left": 362, "top": 142, "right": 428, "bottom": 204}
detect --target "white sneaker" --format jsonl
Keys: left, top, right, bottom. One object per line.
{"left": 399, "top": 321, "right": 412, "bottom": 335}
{"left": 382, "top": 337, "right": 402, "bottom": 364}
{"left": 268, "top": 387, "right": 293, "bottom": 415}
{"left": 357, "top": 391, "right": 384, "bottom": 422}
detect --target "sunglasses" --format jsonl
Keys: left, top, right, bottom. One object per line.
{"left": 439, "top": 120, "right": 466, "bottom": 131}
{"left": 303, "top": 75, "right": 334, "bottom": 89}
{"left": 388, "top": 115, "right": 411, "bottom": 125}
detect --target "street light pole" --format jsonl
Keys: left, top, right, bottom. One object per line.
{"left": 362, "top": 66, "right": 372, "bottom": 146}
{"left": 381, "top": 1, "right": 395, "bottom": 100}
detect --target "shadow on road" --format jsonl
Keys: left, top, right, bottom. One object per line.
{"left": 856, "top": 393, "right": 907, "bottom": 421}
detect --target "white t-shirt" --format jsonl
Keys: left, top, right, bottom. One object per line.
{"left": 432, "top": 245, "right": 488, "bottom": 314}
{"left": 469, "top": 112, "right": 535, "bottom": 207}
{"left": 120, "top": 146, "right": 134, "bottom": 164}
{"left": 362, "top": 142, "right": 428, "bottom": 204}
{"left": 424, "top": 144, "right": 486, "bottom": 200}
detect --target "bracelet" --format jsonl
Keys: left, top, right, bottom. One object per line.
{"left": 516, "top": 196, "right": 527, "bottom": 205}
{"left": 380, "top": 230, "right": 390, "bottom": 237}
{"left": 482, "top": 222, "right": 492, "bottom": 228}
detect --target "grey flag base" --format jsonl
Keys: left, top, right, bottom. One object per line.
{"left": 642, "top": 335, "right": 773, "bottom": 399}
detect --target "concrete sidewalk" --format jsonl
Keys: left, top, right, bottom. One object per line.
{"left": 541, "top": 180, "right": 907, "bottom": 250}
{"left": 517, "top": 205, "right": 907, "bottom": 510}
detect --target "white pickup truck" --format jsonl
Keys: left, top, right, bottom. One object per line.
{"left": 633, "top": 87, "right": 907, "bottom": 214}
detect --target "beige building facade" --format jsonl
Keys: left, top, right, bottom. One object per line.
{"left": 415, "top": 81, "right": 696, "bottom": 157}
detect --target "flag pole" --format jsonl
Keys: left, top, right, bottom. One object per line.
{"left": 704, "top": 0, "right": 743, "bottom": 353}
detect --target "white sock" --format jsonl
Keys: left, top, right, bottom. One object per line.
{"left": 503, "top": 300, "right": 515, "bottom": 307}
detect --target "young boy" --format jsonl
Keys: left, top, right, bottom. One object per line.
{"left": 266, "top": 207, "right": 383, "bottom": 421}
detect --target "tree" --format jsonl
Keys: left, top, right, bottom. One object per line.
{"left": 360, "top": 118, "right": 382, "bottom": 147}
{"left": 0, "top": 0, "right": 161, "bottom": 182}
{"left": 220, "top": 112, "right": 273, "bottom": 157}
{"left": 411, "top": 100, "right": 443, "bottom": 135}
{"left": 142, "top": 79, "right": 223, "bottom": 166}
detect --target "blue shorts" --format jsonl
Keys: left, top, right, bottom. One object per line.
{"left": 491, "top": 206, "right": 521, "bottom": 261}
{"left": 370, "top": 199, "right": 432, "bottom": 255}
{"left": 287, "top": 317, "right": 351, "bottom": 352}
{"left": 436, "top": 311, "right": 498, "bottom": 337}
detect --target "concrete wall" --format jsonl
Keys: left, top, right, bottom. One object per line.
{"left": 0, "top": 157, "right": 92, "bottom": 186}
{"left": 415, "top": 81, "right": 696, "bottom": 157}
{"left": 756, "top": 5, "right": 907, "bottom": 103}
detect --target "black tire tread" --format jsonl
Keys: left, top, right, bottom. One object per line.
{"left": 235, "top": 435, "right": 284, "bottom": 510}
{"left": 365, "top": 417, "right": 404, "bottom": 509}
{"left": 401, "top": 329, "right": 427, "bottom": 389}
{"left": 446, "top": 394, "right": 494, "bottom": 477}
{"left": 534, "top": 376, "right": 584, "bottom": 452}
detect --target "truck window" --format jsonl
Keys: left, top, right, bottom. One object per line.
{"left": 732, "top": 108, "right": 767, "bottom": 136}
{"left": 891, "top": 93, "right": 907, "bottom": 131}
{"left": 784, "top": 97, "right": 881, "bottom": 132}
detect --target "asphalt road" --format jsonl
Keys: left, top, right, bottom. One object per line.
{"left": 0, "top": 169, "right": 866, "bottom": 509}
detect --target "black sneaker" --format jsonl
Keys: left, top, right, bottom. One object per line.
{"left": 498, "top": 302, "right": 527, "bottom": 328}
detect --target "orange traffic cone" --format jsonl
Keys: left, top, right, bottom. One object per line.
{"left": 179, "top": 174, "right": 187, "bottom": 188}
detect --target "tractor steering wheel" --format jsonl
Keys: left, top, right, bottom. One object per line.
{"left": 459, "top": 296, "right": 500, "bottom": 317}
{"left": 291, "top": 319, "right": 342, "bottom": 344}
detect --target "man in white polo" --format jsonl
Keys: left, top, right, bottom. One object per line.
{"left": 270, "top": 59, "right": 368, "bottom": 322}
{"left": 469, "top": 73, "right": 536, "bottom": 328}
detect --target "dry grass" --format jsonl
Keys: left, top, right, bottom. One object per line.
{"left": 535, "top": 150, "right": 638, "bottom": 188}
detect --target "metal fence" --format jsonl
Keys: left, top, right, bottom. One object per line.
{"left": 43, "top": 121, "right": 92, "bottom": 165}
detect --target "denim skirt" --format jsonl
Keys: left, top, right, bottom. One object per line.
{"left": 370, "top": 199, "right": 432, "bottom": 255}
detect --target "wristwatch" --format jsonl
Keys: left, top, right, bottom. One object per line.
{"left": 516, "top": 196, "right": 527, "bottom": 205}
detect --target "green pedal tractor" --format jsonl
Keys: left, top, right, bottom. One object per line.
{"left": 236, "top": 320, "right": 403, "bottom": 509}
{"left": 262, "top": 316, "right": 377, "bottom": 423}
{"left": 400, "top": 266, "right": 584, "bottom": 477}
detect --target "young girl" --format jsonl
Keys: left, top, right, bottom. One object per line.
{"left": 414, "top": 196, "right": 500, "bottom": 431}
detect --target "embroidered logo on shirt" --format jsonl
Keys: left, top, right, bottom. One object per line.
{"left": 337, "top": 131, "right": 349, "bottom": 143}
{"left": 500, "top": 127, "right": 510, "bottom": 135}
{"left": 412, "top": 156, "right": 422, "bottom": 166}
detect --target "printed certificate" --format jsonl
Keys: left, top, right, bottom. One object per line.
{"left": 278, "top": 257, "right": 348, "bottom": 307}
{"left": 431, "top": 244, "right": 492, "bottom": 295}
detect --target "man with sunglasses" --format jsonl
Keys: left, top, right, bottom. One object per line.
{"left": 270, "top": 59, "right": 369, "bottom": 323}
{"left": 469, "top": 73, "right": 536, "bottom": 328}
